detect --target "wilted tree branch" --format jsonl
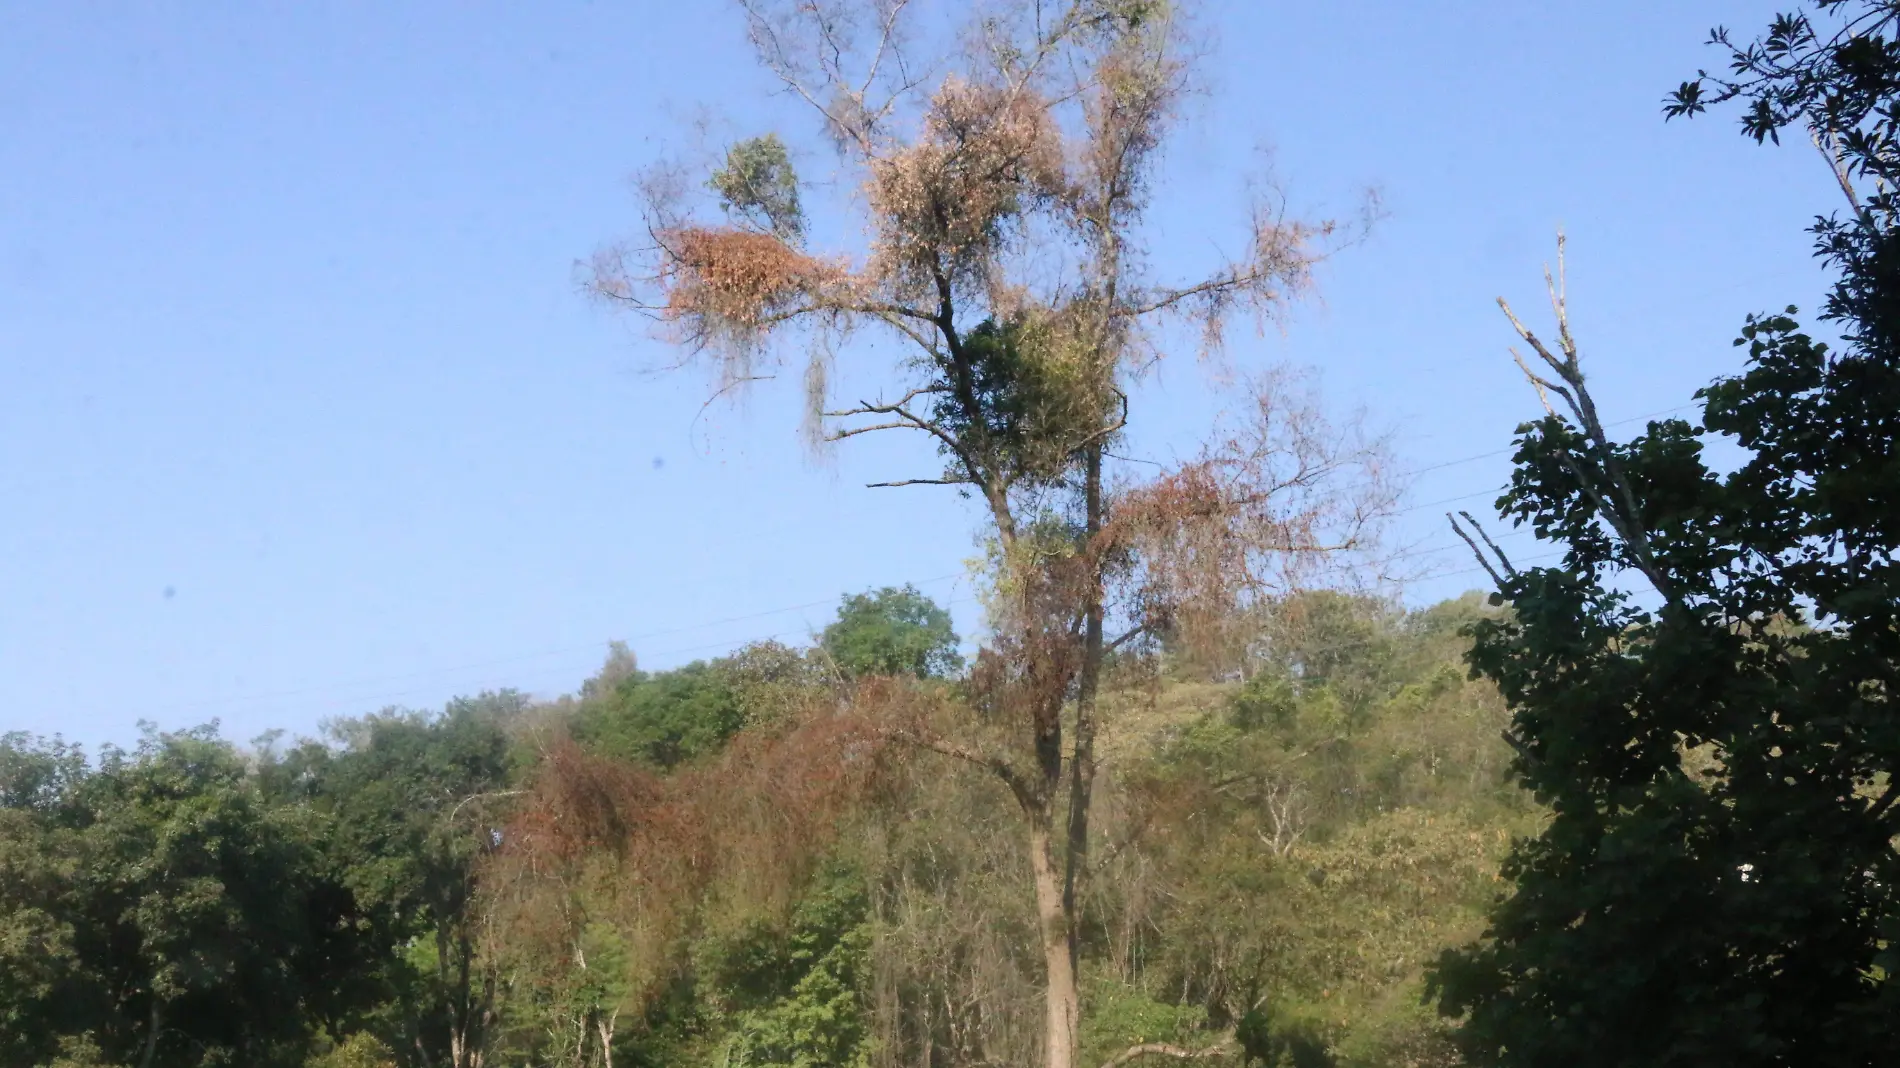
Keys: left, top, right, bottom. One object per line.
{"left": 880, "top": 726, "right": 1034, "bottom": 808}
{"left": 867, "top": 477, "right": 970, "bottom": 488}
{"left": 1097, "top": 1035, "right": 1238, "bottom": 1068}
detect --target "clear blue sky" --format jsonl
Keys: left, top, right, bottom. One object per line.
{"left": 1, "top": 1, "right": 1831, "bottom": 747}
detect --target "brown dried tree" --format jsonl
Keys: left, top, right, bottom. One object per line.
{"left": 479, "top": 701, "right": 901, "bottom": 1066}
{"left": 589, "top": 3, "right": 1394, "bottom": 1065}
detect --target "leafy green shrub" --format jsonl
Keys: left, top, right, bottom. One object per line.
{"left": 305, "top": 1032, "right": 397, "bottom": 1068}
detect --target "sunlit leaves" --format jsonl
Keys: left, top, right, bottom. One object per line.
{"left": 709, "top": 134, "right": 806, "bottom": 241}
{"left": 1433, "top": 5, "right": 1900, "bottom": 1063}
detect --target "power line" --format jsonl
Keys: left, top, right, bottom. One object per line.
{"left": 152, "top": 539, "right": 1579, "bottom": 727}
{"left": 145, "top": 572, "right": 971, "bottom": 715}
{"left": 144, "top": 492, "right": 1554, "bottom": 721}
{"left": 1378, "top": 401, "right": 1706, "bottom": 566}
{"left": 252, "top": 593, "right": 988, "bottom": 720}
{"left": 1396, "top": 485, "right": 1506, "bottom": 516}
{"left": 1380, "top": 265, "right": 1822, "bottom": 391}
{"left": 1400, "top": 402, "right": 1696, "bottom": 478}
{"left": 138, "top": 402, "right": 1694, "bottom": 723}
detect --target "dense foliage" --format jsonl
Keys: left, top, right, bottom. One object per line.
{"left": 820, "top": 585, "right": 965, "bottom": 681}
{"left": 0, "top": 728, "right": 351, "bottom": 1068}
{"left": 0, "top": 591, "right": 1531, "bottom": 1068}
{"left": 1430, "top": 3, "right": 1900, "bottom": 1064}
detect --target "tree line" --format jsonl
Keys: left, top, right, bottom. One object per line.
{"left": 0, "top": 585, "right": 1530, "bottom": 1068}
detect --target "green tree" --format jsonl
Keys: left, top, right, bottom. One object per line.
{"left": 288, "top": 696, "right": 520, "bottom": 1068}
{"left": 820, "top": 585, "right": 964, "bottom": 680}
{"left": 0, "top": 727, "right": 363, "bottom": 1068}
{"left": 1431, "top": 5, "right": 1900, "bottom": 1062}
{"left": 580, "top": 641, "right": 641, "bottom": 702}
{"left": 571, "top": 660, "right": 745, "bottom": 769}
{"left": 1094, "top": 594, "right": 1522, "bottom": 1068}
{"left": 571, "top": 642, "right": 825, "bottom": 769}
{"left": 0, "top": 734, "right": 91, "bottom": 1064}
{"left": 708, "top": 133, "right": 805, "bottom": 241}
{"left": 306, "top": 1032, "right": 399, "bottom": 1068}
{"left": 705, "top": 866, "right": 876, "bottom": 1068}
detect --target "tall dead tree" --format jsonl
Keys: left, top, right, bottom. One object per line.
{"left": 590, "top": 3, "right": 1394, "bottom": 1065}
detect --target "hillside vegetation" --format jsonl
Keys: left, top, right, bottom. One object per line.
{"left": 0, "top": 590, "right": 1533, "bottom": 1068}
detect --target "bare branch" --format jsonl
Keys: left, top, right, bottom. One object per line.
{"left": 823, "top": 383, "right": 948, "bottom": 417}
{"left": 1125, "top": 263, "right": 1291, "bottom": 318}
{"left": 857, "top": 0, "right": 910, "bottom": 100}
{"left": 1449, "top": 512, "right": 1509, "bottom": 590}
{"left": 880, "top": 727, "right": 1032, "bottom": 806}
{"left": 1105, "top": 623, "right": 1149, "bottom": 652}
{"left": 1546, "top": 231, "right": 1575, "bottom": 359}
{"left": 1458, "top": 510, "right": 1518, "bottom": 575}
{"left": 867, "top": 477, "right": 969, "bottom": 488}
{"left": 866, "top": 310, "right": 946, "bottom": 358}
{"left": 1509, "top": 347, "right": 1562, "bottom": 417}
{"left": 447, "top": 790, "right": 526, "bottom": 826}
{"left": 692, "top": 374, "right": 777, "bottom": 436}
{"left": 1812, "top": 125, "right": 1862, "bottom": 213}
{"left": 1500, "top": 728, "right": 1539, "bottom": 766}
{"left": 1072, "top": 388, "right": 1130, "bottom": 451}
{"left": 1097, "top": 1036, "right": 1238, "bottom": 1068}
{"left": 1497, "top": 238, "right": 1677, "bottom": 602}
{"left": 826, "top": 419, "right": 921, "bottom": 440}
{"left": 1869, "top": 779, "right": 1899, "bottom": 825}
{"left": 738, "top": 0, "right": 881, "bottom": 156}
{"left": 821, "top": 399, "right": 975, "bottom": 474}
{"left": 1497, "top": 298, "right": 1576, "bottom": 391}
{"left": 1208, "top": 751, "right": 1313, "bottom": 794}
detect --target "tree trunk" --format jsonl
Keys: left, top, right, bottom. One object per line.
{"left": 445, "top": 928, "right": 491, "bottom": 1068}
{"left": 469, "top": 976, "right": 491, "bottom": 1068}
{"left": 137, "top": 996, "right": 162, "bottom": 1068}
{"left": 1030, "top": 814, "right": 1081, "bottom": 1068}
{"left": 1038, "top": 442, "right": 1106, "bottom": 1068}
{"left": 597, "top": 1009, "right": 617, "bottom": 1068}
{"left": 1066, "top": 442, "right": 1106, "bottom": 974}
{"left": 441, "top": 923, "right": 470, "bottom": 1068}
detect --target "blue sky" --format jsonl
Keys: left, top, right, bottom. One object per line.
{"left": 0, "top": 1, "right": 1832, "bottom": 746}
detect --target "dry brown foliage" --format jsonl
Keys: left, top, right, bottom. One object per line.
{"left": 479, "top": 706, "right": 905, "bottom": 1017}
{"left": 642, "top": 226, "right": 848, "bottom": 362}
{"left": 866, "top": 77, "right": 1066, "bottom": 296}
{"left": 865, "top": 753, "right": 1048, "bottom": 1068}
{"left": 587, "top": 0, "right": 1352, "bottom": 455}
{"left": 1100, "top": 373, "right": 1397, "bottom": 668}
{"left": 585, "top": 5, "right": 1394, "bottom": 1065}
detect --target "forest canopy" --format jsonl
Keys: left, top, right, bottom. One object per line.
{"left": 0, "top": 588, "right": 1528, "bottom": 1068}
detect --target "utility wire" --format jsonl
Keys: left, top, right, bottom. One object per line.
{"left": 136, "top": 402, "right": 1696, "bottom": 723}
{"left": 144, "top": 572, "right": 971, "bottom": 714}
